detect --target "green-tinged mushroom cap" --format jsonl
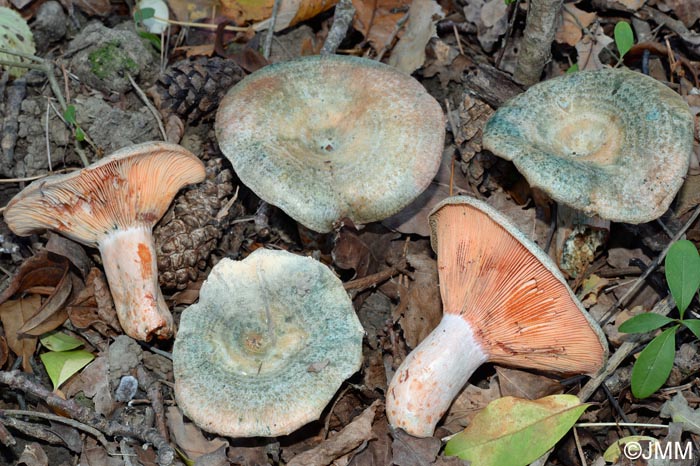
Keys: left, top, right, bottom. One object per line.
{"left": 215, "top": 54, "right": 445, "bottom": 233}
{"left": 173, "top": 248, "right": 364, "bottom": 437}
{"left": 483, "top": 68, "right": 694, "bottom": 223}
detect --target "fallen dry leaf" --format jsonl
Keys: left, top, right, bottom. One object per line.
{"left": 578, "top": 274, "right": 610, "bottom": 307}
{"left": 17, "top": 442, "right": 48, "bottom": 466}
{"left": 442, "top": 377, "right": 501, "bottom": 431}
{"left": 556, "top": 4, "right": 596, "bottom": 46}
{"left": 220, "top": 0, "right": 338, "bottom": 30}
{"left": 352, "top": 0, "right": 411, "bottom": 51}
{"left": 391, "top": 428, "right": 441, "bottom": 466}
{"left": 675, "top": 173, "right": 700, "bottom": 217}
{"left": 464, "top": 0, "right": 509, "bottom": 53}
{"left": 496, "top": 367, "right": 563, "bottom": 400}
{"left": 67, "top": 268, "right": 121, "bottom": 337}
{"left": 63, "top": 355, "right": 116, "bottom": 417}
{"left": 79, "top": 437, "right": 122, "bottom": 466}
{"left": 332, "top": 227, "right": 375, "bottom": 280}
{"left": 0, "top": 295, "right": 41, "bottom": 373}
{"left": 393, "top": 252, "right": 442, "bottom": 349}
{"left": 0, "top": 335, "right": 8, "bottom": 368}
{"left": 387, "top": 0, "right": 443, "bottom": 74}
{"left": 193, "top": 445, "right": 228, "bottom": 466}
{"left": 575, "top": 22, "right": 613, "bottom": 70}
{"left": 168, "top": 0, "right": 218, "bottom": 22}
{"left": 61, "top": 0, "right": 112, "bottom": 17}
{"left": 347, "top": 414, "right": 392, "bottom": 466}
{"left": 287, "top": 401, "right": 379, "bottom": 466}
{"left": 166, "top": 406, "right": 229, "bottom": 460}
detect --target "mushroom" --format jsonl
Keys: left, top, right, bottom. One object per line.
{"left": 482, "top": 67, "right": 694, "bottom": 224}
{"left": 173, "top": 248, "right": 364, "bottom": 437}
{"left": 3, "top": 142, "right": 205, "bottom": 341}
{"left": 215, "top": 54, "right": 445, "bottom": 233}
{"left": 385, "top": 195, "right": 607, "bottom": 437}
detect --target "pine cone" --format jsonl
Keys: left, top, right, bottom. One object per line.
{"left": 154, "top": 158, "right": 243, "bottom": 290}
{"left": 149, "top": 56, "right": 246, "bottom": 124}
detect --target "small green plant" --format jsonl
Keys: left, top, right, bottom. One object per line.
{"left": 619, "top": 239, "right": 700, "bottom": 398}
{"left": 133, "top": 7, "right": 162, "bottom": 51}
{"left": 614, "top": 21, "right": 634, "bottom": 64}
{"left": 39, "top": 331, "right": 95, "bottom": 390}
{"left": 63, "top": 105, "right": 85, "bottom": 142}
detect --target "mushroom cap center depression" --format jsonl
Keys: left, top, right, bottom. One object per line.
{"left": 213, "top": 306, "right": 309, "bottom": 376}
{"left": 542, "top": 110, "right": 623, "bottom": 165}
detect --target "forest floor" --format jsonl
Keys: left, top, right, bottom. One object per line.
{"left": 0, "top": 0, "right": 699, "bottom": 465}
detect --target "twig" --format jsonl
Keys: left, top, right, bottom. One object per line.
{"left": 44, "top": 98, "right": 53, "bottom": 172}
{"left": 321, "top": 0, "right": 356, "bottom": 55}
{"left": 344, "top": 258, "right": 409, "bottom": 292}
{"left": 513, "top": 0, "right": 563, "bottom": 85}
{"left": 576, "top": 422, "right": 670, "bottom": 429}
{"left": 579, "top": 296, "right": 675, "bottom": 402}
{"left": 572, "top": 427, "right": 587, "bottom": 466}
{"left": 598, "top": 204, "right": 700, "bottom": 326}
{"left": 0, "top": 370, "right": 176, "bottom": 466}
{"left": 1, "top": 409, "right": 114, "bottom": 453}
{"left": 127, "top": 73, "right": 166, "bottom": 141}
{"left": 375, "top": 12, "right": 410, "bottom": 61}
{"left": 263, "top": 0, "right": 282, "bottom": 60}
{"left": 151, "top": 15, "right": 266, "bottom": 32}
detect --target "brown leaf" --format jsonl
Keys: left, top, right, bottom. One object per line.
{"left": 352, "top": 0, "right": 412, "bottom": 50}
{"left": 166, "top": 406, "right": 229, "bottom": 460}
{"left": 63, "top": 356, "right": 116, "bottom": 417}
{"left": 333, "top": 228, "right": 374, "bottom": 280}
{"left": 496, "top": 367, "right": 563, "bottom": 399}
{"left": 67, "top": 268, "right": 121, "bottom": 336}
{"left": 388, "top": 0, "right": 444, "bottom": 74}
{"left": 393, "top": 252, "right": 442, "bottom": 349}
{"left": 46, "top": 233, "right": 92, "bottom": 279}
{"left": 0, "top": 295, "right": 41, "bottom": 373}
{"left": 391, "top": 428, "right": 441, "bottom": 466}
{"left": 347, "top": 414, "right": 392, "bottom": 466}
{"left": 194, "top": 445, "right": 228, "bottom": 466}
{"left": 220, "top": 0, "right": 338, "bottom": 30}
{"left": 575, "top": 22, "right": 613, "bottom": 71}
{"left": 442, "top": 377, "right": 501, "bottom": 432}
{"left": 18, "top": 268, "right": 74, "bottom": 337}
{"left": 287, "top": 401, "right": 380, "bottom": 466}
{"left": 79, "top": 437, "right": 122, "bottom": 466}
{"left": 68, "top": 0, "right": 112, "bottom": 16}
{"left": 168, "top": 0, "right": 218, "bottom": 22}
{"left": 675, "top": 173, "right": 700, "bottom": 217}
{"left": 17, "top": 442, "right": 49, "bottom": 466}
{"left": 0, "top": 335, "right": 8, "bottom": 368}
{"left": 0, "top": 251, "right": 67, "bottom": 304}
{"left": 555, "top": 5, "right": 596, "bottom": 46}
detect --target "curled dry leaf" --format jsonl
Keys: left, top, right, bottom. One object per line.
{"left": 495, "top": 367, "right": 563, "bottom": 400}
{"left": 166, "top": 406, "right": 229, "bottom": 460}
{"left": 388, "top": 0, "right": 443, "bottom": 74}
{"left": 0, "top": 295, "right": 41, "bottom": 373}
{"left": 66, "top": 268, "right": 121, "bottom": 337}
{"left": 287, "top": 400, "right": 380, "bottom": 466}
{"left": 220, "top": 0, "right": 338, "bottom": 31}
{"left": 17, "top": 442, "right": 49, "bottom": 466}
{"left": 352, "top": 0, "right": 412, "bottom": 51}
{"left": 575, "top": 22, "right": 613, "bottom": 71}
{"left": 391, "top": 428, "right": 441, "bottom": 466}
{"left": 555, "top": 4, "right": 596, "bottom": 46}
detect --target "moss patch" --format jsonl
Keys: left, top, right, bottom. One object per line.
{"left": 88, "top": 41, "right": 139, "bottom": 79}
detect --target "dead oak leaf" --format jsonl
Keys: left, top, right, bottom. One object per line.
{"left": 352, "top": 0, "right": 411, "bottom": 51}
{"left": 555, "top": 4, "right": 596, "bottom": 46}
{"left": 0, "top": 295, "right": 41, "bottom": 373}
{"left": 575, "top": 22, "right": 613, "bottom": 70}
{"left": 166, "top": 406, "right": 228, "bottom": 460}
{"left": 287, "top": 401, "right": 380, "bottom": 466}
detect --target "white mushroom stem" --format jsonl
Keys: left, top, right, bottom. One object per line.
{"left": 386, "top": 314, "right": 488, "bottom": 437}
{"left": 98, "top": 225, "right": 174, "bottom": 341}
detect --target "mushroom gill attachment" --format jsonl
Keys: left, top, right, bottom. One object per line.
{"left": 483, "top": 68, "right": 694, "bottom": 223}
{"left": 385, "top": 196, "right": 607, "bottom": 437}
{"left": 215, "top": 54, "right": 446, "bottom": 233}
{"left": 173, "top": 249, "right": 364, "bottom": 437}
{"left": 3, "top": 142, "right": 206, "bottom": 340}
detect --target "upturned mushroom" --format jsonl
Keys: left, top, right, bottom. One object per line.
{"left": 482, "top": 68, "right": 694, "bottom": 224}
{"left": 215, "top": 54, "right": 445, "bottom": 233}
{"left": 385, "top": 196, "right": 607, "bottom": 437}
{"left": 173, "top": 248, "right": 364, "bottom": 437}
{"left": 3, "top": 142, "right": 205, "bottom": 341}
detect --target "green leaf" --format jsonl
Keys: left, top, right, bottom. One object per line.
{"left": 665, "top": 239, "right": 700, "bottom": 317}
{"left": 138, "top": 31, "right": 162, "bottom": 51}
{"left": 631, "top": 326, "right": 678, "bottom": 399}
{"left": 681, "top": 319, "right": 700, "bottom": 340}
{"left": 134, "top": 7, "right": 155, "bottom": 24}
{"left": 565, "top": 63, "right": 578, "bottom": 74}
{"left": 444, "top": 395, "right": 590, "bottom": 465}
{"left": 74, "top": 126, "right": 85, "bottom": 142}
{"left": 40, "top": 331, "right": 84, "bottom": 352}
{"left": 40, "top": 349, "right": 94, "bottom": 390}
{"left": 63, "top": 105, "right": 77, "bottom": 125}
{"left": 614, "top": 22, "right": 634, "bottom": 59}
{"left": 619, "top": 313, "right": 676, "bottom": 334}
{"left": 604, "top": 436, "right": 659, "bottom": 463}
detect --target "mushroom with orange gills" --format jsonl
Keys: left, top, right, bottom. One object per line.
{"left": 385, "top": 195, "right": 607, "bottom": 437}
{"left": 3, "top": 142, "right": 206, "bottom": 341}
